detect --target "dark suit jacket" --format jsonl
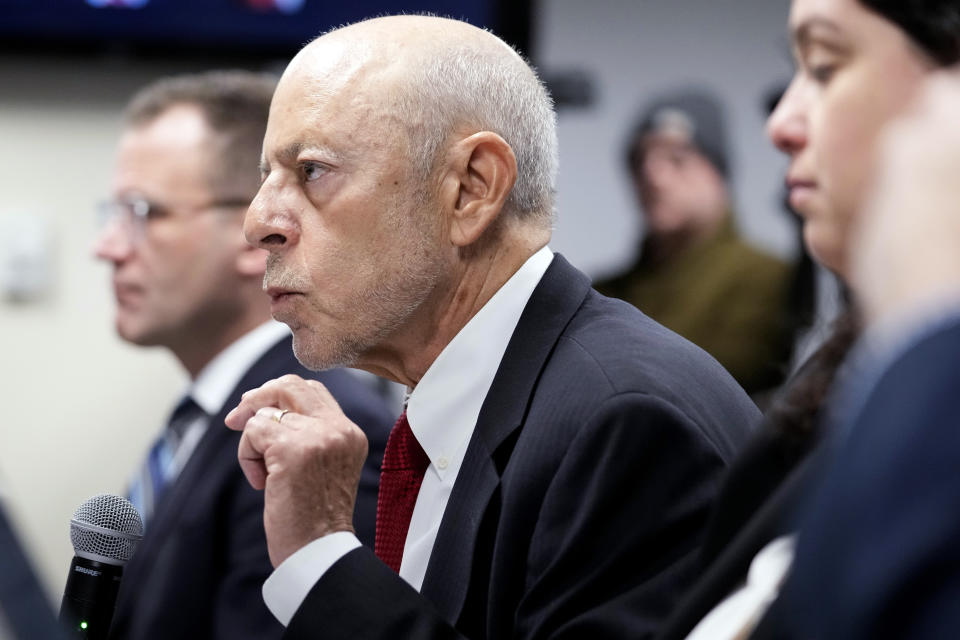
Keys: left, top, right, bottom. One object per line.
{"left": 0, "top": 504, "right": 67, "bottom": 640}
{"left": 652, "top": 425, "right": 822, "bottom": 640}
{"left": 284, "top": 254, "right": 759, "bottom": 639}
{"left": 109, "top": 335, "right": 394, "bottom": 640}
{"left": 755, "top": 317, "right": 960, "bottom": 640}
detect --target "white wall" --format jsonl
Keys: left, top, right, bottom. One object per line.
{"left": 0, "top": 0, "right": 795, "bottom": 599}
{"left": 538, "top": 0, "right": 795, "bottom": 277}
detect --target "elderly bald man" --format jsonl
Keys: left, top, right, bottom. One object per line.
{"left": 226, "top": 15, "right": 757, "bottom": 639}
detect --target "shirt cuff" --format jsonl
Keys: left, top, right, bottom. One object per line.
{"left": 262, "top": 531, "right": 362, "bottom": 626}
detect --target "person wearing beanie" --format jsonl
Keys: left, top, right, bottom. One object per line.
{"left": 595, "top": 88, "right": 794, "bottom": 399}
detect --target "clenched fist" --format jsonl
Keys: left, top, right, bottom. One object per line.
{"left": 225, "top": 374, "right": 369, "bottom": 567}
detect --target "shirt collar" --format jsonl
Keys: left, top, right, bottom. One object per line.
{"left": 189, "top": 321, "right": 291, "bottom": 416}
{"left": 406, "top": 247, "right": 554, "bottom": 479}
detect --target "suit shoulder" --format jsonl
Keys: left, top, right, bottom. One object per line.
{"left": 538, "top": 291, "right": 759, "bottom": 458}
{"left": 559, "top": 292, "right": 746, "bottom": 393}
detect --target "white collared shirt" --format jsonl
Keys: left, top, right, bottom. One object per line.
{"left": 684, "top": 536, "right": 796, "bottom": 640}
{"left": 263, "top": 247, "right": 554, "bottom": 626}
{"left": 168, "top": 321, "right": 292, "bottom": 478}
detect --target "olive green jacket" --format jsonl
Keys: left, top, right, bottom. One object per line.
{"left": 595, "top": 219, "right": 794, "bottom": 395}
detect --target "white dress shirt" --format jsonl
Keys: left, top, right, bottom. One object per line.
{"left": 263, "top": 247, "right": 554, "bottom": 626}
{"left": 684, "top": 535, "right": 796, "bottom": 640}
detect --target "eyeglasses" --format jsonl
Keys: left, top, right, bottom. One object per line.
{"left": 97, "top": 193, "right": 250, "bottom": 244}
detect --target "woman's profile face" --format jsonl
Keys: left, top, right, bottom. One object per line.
{"left": 768, "top": 0, "right": 933, "bottom": 278}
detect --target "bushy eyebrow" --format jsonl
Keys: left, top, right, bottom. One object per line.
{"left": 259, "top": 142, "right": 342, "bottom": 176}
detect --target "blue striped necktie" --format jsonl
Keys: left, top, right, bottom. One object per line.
{"left": 128, "top": 396, "right": 205, "bottom": 526}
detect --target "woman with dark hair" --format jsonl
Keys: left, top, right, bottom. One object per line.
{"left": 654, "top": 1, "right": 960, "bottom": 638}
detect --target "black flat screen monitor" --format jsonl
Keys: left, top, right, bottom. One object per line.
{"left": 0, "top": 0, "right": 530, "bottom": 59}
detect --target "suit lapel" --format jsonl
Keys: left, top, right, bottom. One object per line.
{"left": 420, "top": 254, "right": 592, "bottom": 623}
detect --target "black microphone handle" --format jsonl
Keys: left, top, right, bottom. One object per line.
{"left": 59, "top": 556, "right": 123, "bottom": 640}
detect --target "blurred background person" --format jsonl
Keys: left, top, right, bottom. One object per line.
{"left": 594, "top": 89, "right": 794, "bottom": 400}
{"left": 92, "top": 71, "right": 394, "bottom": 640}
{"left": 771, "top": 67, "right": 960, "bottom": 640}
{"left": 653, "top": 0, "right": 960, "bottom": 638}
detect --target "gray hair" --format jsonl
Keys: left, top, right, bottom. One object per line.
{"left": 394, "top": 39, "right": 559, "bottom": 227}
{"left": 124, "top": 70, "right": 278, "bottom": 197}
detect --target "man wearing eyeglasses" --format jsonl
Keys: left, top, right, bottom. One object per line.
{"left": 93, "top": 71, "right": 394, "bottom": 640}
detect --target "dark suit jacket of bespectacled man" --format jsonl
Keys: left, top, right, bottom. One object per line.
{"left": 225, "top": 15, "right": 759, "bottom": 640}
{"left": 92, "top": 71, "right": 394, "bottom": 640}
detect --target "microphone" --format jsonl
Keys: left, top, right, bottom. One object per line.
{"left": 59, "top": 494, "right": 143, "bottom": 639}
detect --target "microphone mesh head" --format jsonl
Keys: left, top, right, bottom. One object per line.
{"left": 69, "top": 494, "right": 144, "bottom": 565}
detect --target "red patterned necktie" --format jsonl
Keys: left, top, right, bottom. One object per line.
{"left": 374, "top": 411, "right": 430, "bottom": 573}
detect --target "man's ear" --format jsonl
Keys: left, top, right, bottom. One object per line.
{"left": 438, "top": 131, "right": 518, "bottom": 248}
